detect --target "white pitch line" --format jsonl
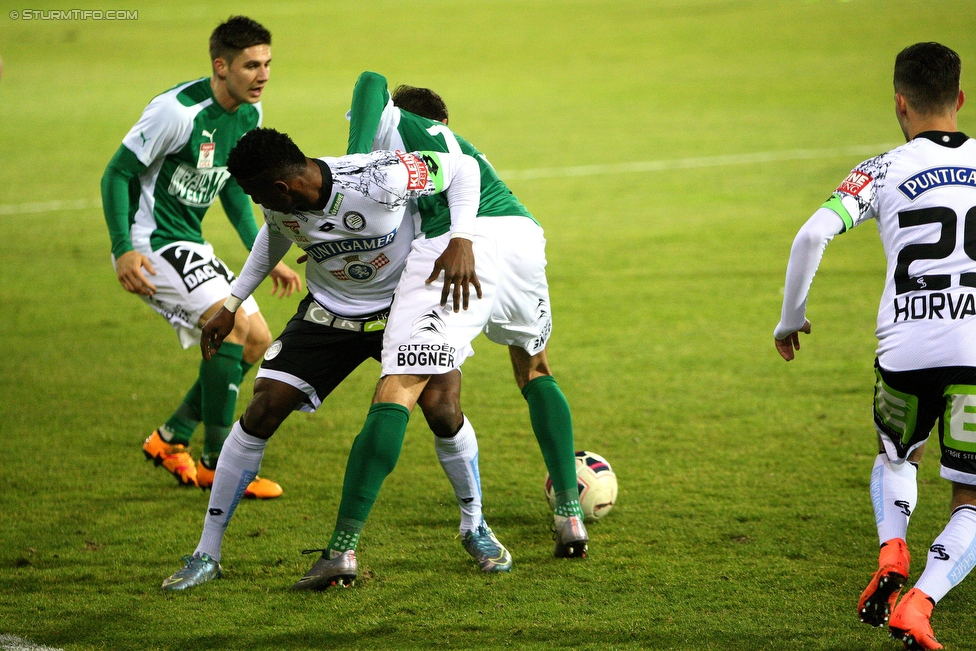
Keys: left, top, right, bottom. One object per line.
{"left": 497, "top": 143, "right": 898, "bottom": 180}
{"left": 0, "top": 144, "right": 897, "bottom": 216}
{"left": 0, "top": 635, "right": 65, "bottom": 651}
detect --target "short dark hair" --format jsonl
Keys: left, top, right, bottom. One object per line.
{"left": 392, "top": 85, "right": 449, "bottom": 123}
{"left": 894, "top": 42, "right": 961, "bottom": 115}
{"left": 209, "top": 16, "right": 271, "bottom": 64}
{"left": 227, "top": 128, "right": 305, "bottom": 183}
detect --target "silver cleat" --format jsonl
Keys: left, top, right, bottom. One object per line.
{"left": 553, "top": 515, "right": 589, "bottom": 558}
{"left": 161, "top": 553, "right": 223, "bottom": 591}
{"left": 291, "top": 549, "right": 358, "bottom": 590}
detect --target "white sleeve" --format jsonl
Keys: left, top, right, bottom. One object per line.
{"left": 437, "top": 153, "right": 480, "bottom": 238}
{"left": 230, "top": 224, "right": 293, "bottom": 301}
{"left": 121, "top": 93, "right": 194, "bottom": 167}
{"left": 773, "top": 208, "right": 846, "bottom": 340}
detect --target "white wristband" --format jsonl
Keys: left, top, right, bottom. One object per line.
{"left": 223, "top": 295, "right": 244, "bottom": 312}
{"left": 449, "top": 232, "right": 473, "bottom": 240}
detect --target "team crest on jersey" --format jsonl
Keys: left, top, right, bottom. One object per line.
{"left": 329, "top": 254, "right": 390, "bottom": 283}
{"left": 396, "top": 151, "right": 428, "bottom": 190}
{"left": 342, "top": 211, "right": 366, "bottom": 232}
{"left": 837, "top": 171, "right": 873, "bottom": 196}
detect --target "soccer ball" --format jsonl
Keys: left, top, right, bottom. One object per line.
{"left": 545, "top": 450, "right": 618, "bottom": 522}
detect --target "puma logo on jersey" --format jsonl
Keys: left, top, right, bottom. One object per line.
{"left": 202, "top": 128, "right": 216, "bottom": 142}
{"left": 139, "top": 131, "right": 150, "bottom": 145}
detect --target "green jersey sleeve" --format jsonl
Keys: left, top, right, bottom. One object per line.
{"left": 218, "top": 178, "right": 259, "bottom": 250}
{"left": 101, "top": 144, "right": 147, "bottom": 257}
{"left": 347, "top": 71, "right": 392, "bottom": 155}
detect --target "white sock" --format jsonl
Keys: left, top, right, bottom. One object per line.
{"left": 913, "top": 506, "right": 976, "bottom": 603}
{"left": 434, "top": 416, "right": 483, "bottom": 534}
{"left": 870, "top": 453, "right": 917, "bottom": 544}
{"left": 195, "top": 422, "right": 267, "bottom": 561}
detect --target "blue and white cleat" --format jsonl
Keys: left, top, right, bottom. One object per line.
{"left": 553, "top": 515, "right": 588, "bottom": 558}
{"left": 291, "top": 549, "right": 357, "bottom": 590}
{"left": 462, "top": 522, "right": 513, "bottom": 573}
{"left": 161, "top": 553, "right": 222, "bottom": 591}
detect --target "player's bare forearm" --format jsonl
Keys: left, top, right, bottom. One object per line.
{"left": 200, "top": 307, "right": 236, "bottom": 361}
{"left": 269, "top": 262, "right": 303, "bottom": 298}
{"left": 426, "top": 238, "right": 481, "bottom": 312}
{"left": 115, "top": 250, "right": 157, "bottom": 295}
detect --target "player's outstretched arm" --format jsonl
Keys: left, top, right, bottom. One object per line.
{"left": 774, "top": 208, "right": 845, "bottom": 361}
{"left": 268, "top": 261, "right": 303, "bottom": 298}
{"left": 774, "top": 320, "right": 811, "bottom": 361}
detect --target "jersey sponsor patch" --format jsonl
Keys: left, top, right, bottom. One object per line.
{"left": 159, "top": 244, "right": 235, "bottom": 293}
{"left": 328, "top": 192, "right": 344, "bottom": 216}
{"left": 897, "top": 167, "right": 976, "bottom": 200}
{"left": 168, "top": 163, "right": 230, "bottom": 207}
{"left": 302, "top": 229, "right": 399, "bottom": 263}
{"left": 837, "top": 170, "right": 873, "bottom": 196}
{"left": 396, "top": 151, "right": 428, "bottom": 190}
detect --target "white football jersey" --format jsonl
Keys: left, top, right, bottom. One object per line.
{"left": 233, "top": 149, "right": 478, "bottom": 317}
{"left": 828, "top": 132, "right": 976, "bottom": 370}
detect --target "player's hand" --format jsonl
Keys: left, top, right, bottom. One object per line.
{"left": 426, "top": 237, "right": 481, "bottom": 312}
{"left": 200, "top": 307, "right": 236, "bottom": 361}
{"left": 775, "top": 320, "right": 811, "bottom": 361}
{"left": 269, "top": 261, "right": 302, "bottom": 297}
{"left": 115, "top": 250, "right": 157, "bottom": 296}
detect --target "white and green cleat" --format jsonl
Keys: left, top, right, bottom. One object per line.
{"left": 161, "top": 553, "right": 223, "bottom": 591}
{"left": 462, "top": 522, "right": 513, "bottom": 573}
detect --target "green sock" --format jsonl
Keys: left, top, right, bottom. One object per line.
{"left": 162, "top": 381, "right": 201, "bottom": 446}
{"left": 200, "top": 342, "right": 244, "bottom": 467}
{"left": 328, "top": 403, "right": 411, "bottom": 553}
{"left": 327, "top": 518, "right": 364, "bottom": 554}
{"left": 164, "top": 360, "right": 256, "bottom": 448}
{"left": 522, "top": 375, "right": 584, "bottom": 518}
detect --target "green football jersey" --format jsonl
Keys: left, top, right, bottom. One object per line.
{"left": 102, "top": 77, "right": 260, "bottom": 257}
{"left": 347, "top": 71, "right": 535, "bottom": 238}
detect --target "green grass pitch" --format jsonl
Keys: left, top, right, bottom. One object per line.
{"left": 1, "top": 1, "right": 975, "bottom": 649}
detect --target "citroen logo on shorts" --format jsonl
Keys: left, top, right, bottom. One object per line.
{"left": 264, "top": 340, "right": 283, "bottom": 360}
{"left": 342, "top": 211, "right": 366, "bottom": 232}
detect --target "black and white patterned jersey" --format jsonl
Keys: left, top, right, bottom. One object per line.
{"left": 827, "top": 131, "right": 976, "bottom": 369}
{"left": 232, "top": 149, "right": 479, "bottom": 317}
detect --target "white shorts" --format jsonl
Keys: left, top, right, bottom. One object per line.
{"left": 115, "top": 241, "right": 259, "bottom": 349}
{"left": 381, "top": 216, "right": 552, "bottom": 376}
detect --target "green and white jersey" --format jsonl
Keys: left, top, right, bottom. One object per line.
{"left": 113, "top": 77, "right": 261, "bottom": 255}
{"left": 825, "top": 131, "right": 976, "bottom": 370}
{"left": 346, "top": 71, "right": 535, "bottom": 238}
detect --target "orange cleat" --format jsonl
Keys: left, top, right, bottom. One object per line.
{"left": 859, "top": 538, "right": 910, "bottom": 627}
{"left": 195, "top": 461, "right": 283, "bottom": 499}
{"left": 889, "top": 588, "right": 942, "bottom": 650}
{"left": 142, "top": 430, "right": 197, "bottom": 486}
